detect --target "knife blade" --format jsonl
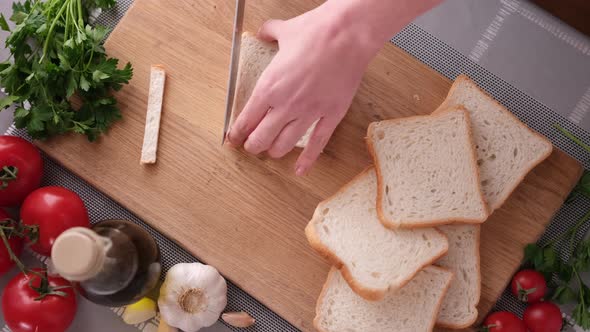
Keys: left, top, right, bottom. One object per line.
{"left": 222, "top": 0, "right": 246, "bottom": 144}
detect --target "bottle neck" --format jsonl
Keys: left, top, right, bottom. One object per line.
{"left": 51, "top": 227, "right": 108, "bottom": 282}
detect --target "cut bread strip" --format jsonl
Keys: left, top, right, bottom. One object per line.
{"left": 140, "top": 65, "right": 166, "bottom": 164}
{"left": 367, "top": 108, "right": 489, "bottom": 228}
{"left": 314, "top": 266, "right": 453, "bottom": 332}
{"left": 434, "top": 75, "right": 553, "bottom": 211}
{"left": 435, "top": 224, "right": 481, "bottom": 328}
{"left": 232, "top": 32, "right": 314, "bottom": 148}
{"left": 305, "top": 167, "right": 449, "bottom": 300}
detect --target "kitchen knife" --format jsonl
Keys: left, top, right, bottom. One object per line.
{"left": 222, "top": 0, "right": 246, "bottom": 144}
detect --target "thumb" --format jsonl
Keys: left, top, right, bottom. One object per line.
{"left": 257, "top": 19, "right": 284, "bottom": 42}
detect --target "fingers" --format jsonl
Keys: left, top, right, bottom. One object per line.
{"left": 257, "top": 19, "right": 284, "bottom": 42}
{"left": 227, "top": 87, "right": 269, "bottom": 147}
{"left": 295, "top": 116, "right": 340, "bottom": 176}
{"left": 267, "top": 118, "right": 316, "bottom": 159}
{"left": 243, "top": 107, "right": 291, "bottom": 155}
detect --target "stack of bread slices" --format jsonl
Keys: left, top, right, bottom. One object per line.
{"left": 305, "top": 75, "right": 554, "bottom": 332}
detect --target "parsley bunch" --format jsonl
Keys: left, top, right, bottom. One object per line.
{"left": 0, "top": 0, "right": 133, "bottom": 141}
{"left": 524, "top": 125, "right": 590, "bottom": 328}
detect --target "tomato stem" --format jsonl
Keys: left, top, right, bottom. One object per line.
{"left": 479, "top": 324, "right": 496, "bottom": 332}
{"left": 27, "top": 270, "right": 73, "bottom": 300}
{"left": 0, "top": 218, "right": 39, "bottom": 243}
{"left": 0, "top": 165, "right": 18, "bottom": 189}
{"left": 0, "top": 227, "right": 26, "bottom": 274}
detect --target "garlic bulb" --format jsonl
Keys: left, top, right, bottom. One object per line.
{"left": 158, "top": 263, "right": 227, "bottom": 332}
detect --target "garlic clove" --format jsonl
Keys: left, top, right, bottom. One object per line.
{"left": 222, "top": 312, "right": 256, "bottom": 328}
{"left": 122, "top": 297, "right": 157, "bottom": 325}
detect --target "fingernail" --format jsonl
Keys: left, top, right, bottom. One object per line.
{"left": 295, "top": 165, "right": 306, "bottom": 176}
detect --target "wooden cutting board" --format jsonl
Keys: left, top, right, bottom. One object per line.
{"left": 36, "top": 0, "right": 582, "bottom": 330}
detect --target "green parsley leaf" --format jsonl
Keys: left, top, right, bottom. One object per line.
{"left": 524, "top": 243, "right": 542, "bottom": 265}
{"left": 574, "top": 300, "right": 590, "bottom": 329}
{"left": 0, "top": 95, "right": 19, "bottom": 109}
{"left": 568, "top": 171, "right": 590, "bottom": 203}
{"left": 92, "top": 70, "right": 109, "bottom": 82}
{"left": 79, "top": 75, "right": 90, "bottom": 92}
{"left": 0, "top": 13, "right": 10, "bottom": 31}
{"left": 553, "top": 285, "right": 577, "bottom": 304}
{"left": 0, "top": 0, "right": 133, "bottom": 140}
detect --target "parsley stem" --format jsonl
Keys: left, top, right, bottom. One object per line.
{"left": 546, "top": 210, "right": 590, "bottom": 250}
{"left": 41, "top": 0, "right": 69, "bottom": 63}
{"left": 84, "top": 48, "right": 95, "bottom": 70}
{"left": 69, "top": 0, "right": 80, "bottom": 32}
{"left": 64, "top": 2, "right": 71, "bottom": 40}
{"left": 556, "top": 124, "right": 590, "bottom": 153}
{"left": 77, "top": 0, "right": 84, "bottom": 27}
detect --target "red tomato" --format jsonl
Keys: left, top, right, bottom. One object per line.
{"left": 21, "top": 186, "right": 90, "bottom": 256}
{"left": 2, "top": 269, "right": 77, "bottom": 332}
{"left": 0, "top": 208, "right": 23, "bottom": 275}
{"left": 511, "top": 269, "right": 547, "bottom": 303}
{"left": 483, "top": 311, "right": 527, "bottom": 332}
{"left": 0, "top": 136, "right": 43, "bottom": 206}
{"left": 523, "top": 301, "right": 563, "bottom": 332}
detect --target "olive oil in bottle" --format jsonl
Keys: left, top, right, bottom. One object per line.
{"left": 51, "top": 220, "right": 161, "bottom": 307}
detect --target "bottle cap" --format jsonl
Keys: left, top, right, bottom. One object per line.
{"left": 51, "top": 227, "right": 107, "bottom": 282}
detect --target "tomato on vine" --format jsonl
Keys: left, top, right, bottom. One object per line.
{"left": 523, "top": 302, "right": 563, "bottom": 332}
{"left": 0, "top": 136, "right": 43, "bottom": 207}
{"left": 482, "top": 311, "right": 527, "bottom": 332}
{"left": 2, "top": 269, "right": 77, "bottom": 332}
{"left": 511, "top": 269, "right": 547, "bottom": 303}
{"left": 21, "top": 186, "right": 90, "bottom": 256}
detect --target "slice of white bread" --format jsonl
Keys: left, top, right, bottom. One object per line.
{"left": 232, "top": 32, "right": 314, "bottom": 148}
{"left": 305, "top": 167, "right": 449, "bottom": 300}
{"left": 434, "top": 75, "right": 553, "bottom": 211}
{"left": 366, "top": 108, "right": 489, "bottom": 228}
{"left": 315, "top": 266, "right": 453, "bottom": 332}
{"left": 432, "top": 76, "right": 553, "bottom": 328}
{"left": 435, "top": 224, "right": 481, "bottom": 328}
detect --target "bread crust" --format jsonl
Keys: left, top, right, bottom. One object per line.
{"left": 434, "top": 224, "right": 482, "bottom": 329}
{"left": 366, "top": 108, "right": 490, "bottom": 229}
{"left": 313, "top": 266, "right": 455, "bottom": 332}
{"left": 434, "top": 75, "right": 553, "bottom": 212}
{"left": 304, "top": 167, "right": 449, "bottom": 301}
{"left": 426, "top": 266, "right": 455, "bottom": 332}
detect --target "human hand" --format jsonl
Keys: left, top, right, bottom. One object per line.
{"left": 227, "top": 2, "right": 382, "bottom": 176}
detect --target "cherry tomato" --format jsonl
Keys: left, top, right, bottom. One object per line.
{"left": 21, "top": 186, "right": 90, "bottom": 256}
{"left": 523, "top": 301, "right": 563, "bottom": 332}
{"left": 511, "top": 269, "right": 547, "bottom": 303}
{"left": 0, "top": 136, "right": 43, "bottom": 207}
{"left": 0, "top": 207, "right": 24, "bottom": 275}
{"left": 2, "top": 269, "right": 77, "bottom": 332}
{"left": 483, "top": 311, "right": 527, "bottom": 332}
